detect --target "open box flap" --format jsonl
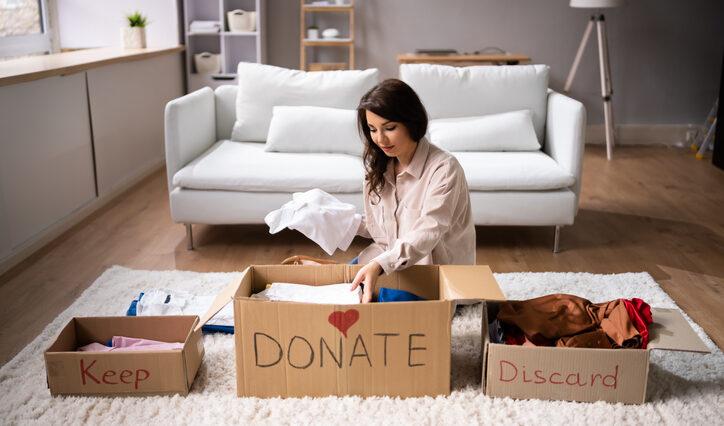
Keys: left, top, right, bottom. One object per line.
{"left": 439, "top": 265, "right": 505, "bottom": 302}
{"left": 193, "top": 268, "right": 248, "bottom": 332}
{"left": 647, "top": 308, "right": 710, "bottom": 353}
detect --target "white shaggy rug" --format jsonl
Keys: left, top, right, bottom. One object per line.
{"left": 1, "top": 266, "right": 722, "bottom": 425}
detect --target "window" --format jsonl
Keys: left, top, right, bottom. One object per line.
{"left": 0, "top": 0, "right": 52, "bottom": 59}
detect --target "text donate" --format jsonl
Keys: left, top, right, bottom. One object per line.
{"left": 253, "top": 332, "right": 428, "bottom": 369}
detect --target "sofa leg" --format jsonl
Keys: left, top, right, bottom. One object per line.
{"left": 185, "top": 224, "right": 194, "bottom": 250}
{"left": 553, "top": 225, "right": 562, "bottom": 253}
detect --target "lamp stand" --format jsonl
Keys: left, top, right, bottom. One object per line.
{"left": 564, "top": 14, "right": 615, "bottom": 160}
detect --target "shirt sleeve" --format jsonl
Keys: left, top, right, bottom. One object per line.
{"left": 372, "top": 160, "right": 464, "bottom": 274}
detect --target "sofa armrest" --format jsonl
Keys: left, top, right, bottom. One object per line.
{"left": 164, "top": 87, "right": 217, "bottom": 193}
{"left": 544, "top": 90, "right": 586, "bottom": 203}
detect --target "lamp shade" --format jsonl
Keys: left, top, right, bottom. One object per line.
{"left": 570, "top": 0, "right": 624, "bottom": 7}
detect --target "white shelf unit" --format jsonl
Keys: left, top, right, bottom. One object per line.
{"left": 183, "top": 0, "right": 266, "bottom": 92}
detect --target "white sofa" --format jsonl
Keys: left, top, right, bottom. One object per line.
{"left": 164, "top": 64, "right": 586, "bottom": 252}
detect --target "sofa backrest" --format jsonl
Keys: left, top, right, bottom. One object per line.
{"left": 215, "top": 85, "right": 237, "bottom": 140}
{"left": 399, "top": 64, "right": 550, "bottom": 141}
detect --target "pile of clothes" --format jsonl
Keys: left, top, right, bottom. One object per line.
{"left": 252, "top": 282, "right": 362, "bottom": 304}
{"left": 251, "top": 282, "right": 425, "bottom": 304}
{"left": 127, "top": 289, "right": 234, "bottom": 334}
{"left": 490, "top": 294, "right": 653, "bottom": 349}
{"left": 78, "top": 336, "right": 183, "bottom": 352}
{"left": 126, "top": 285, "right": 426, "bottom": 334}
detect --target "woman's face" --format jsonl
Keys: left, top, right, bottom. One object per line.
{"left": 365, "top": 110, "right": 416, "bottom": 159}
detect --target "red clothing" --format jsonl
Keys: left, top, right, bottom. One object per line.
{"left": 622, "top": 298, "right": 653, "bottom": 349}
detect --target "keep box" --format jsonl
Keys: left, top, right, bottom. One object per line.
{"left": 44, "top": 316, "right": 205, "bottom": 396}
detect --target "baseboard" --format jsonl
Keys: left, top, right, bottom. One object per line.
{"left": 585, "top": 124, "right": 702, "bottom": 147}
{"left": 0, "top": 160, "right": 165, "bottom": 277}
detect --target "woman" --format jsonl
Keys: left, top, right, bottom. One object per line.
{"left": 350, "top": 79, "right": 476, "bottom": 303}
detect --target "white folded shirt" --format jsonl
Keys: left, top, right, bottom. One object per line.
{"left": 189, "top": 20, "right": 221, "bottom": 32}
{"left": 136, "top": 289, "right": 233, "bottom": 326}
{"left": 252, "top": 282, "right": 361, "bottom": 304}
{"left": 264, "top": 188, "right": 361, "bottom": 255}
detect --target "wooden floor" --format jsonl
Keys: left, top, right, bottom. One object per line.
{"left": 1, "top": 145, "right": 722, "bottom": 366}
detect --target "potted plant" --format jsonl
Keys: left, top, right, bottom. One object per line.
{"left": 307, "top": 25, "right": 319, "bottom": 40}
{"left": 122, "top": 11, "right": 148, "bottom": 49}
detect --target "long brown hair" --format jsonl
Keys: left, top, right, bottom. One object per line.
{"left": 357, "top": 79, "right": 428, "bottom": 203}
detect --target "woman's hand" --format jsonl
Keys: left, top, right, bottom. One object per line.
{"left": 350, "top": 261, "right": 383, "bottom": 303}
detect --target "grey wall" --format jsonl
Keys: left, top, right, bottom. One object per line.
{"left": 267, "top": 0, "right": 723, "bottom": 125}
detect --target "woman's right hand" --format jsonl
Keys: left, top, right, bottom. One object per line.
{"left": 350, "top": 261, "right": 383, "bottom": 303}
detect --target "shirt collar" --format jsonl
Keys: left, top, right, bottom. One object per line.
{"left": 405, "top": 137, "right": 430, "bottom": 180}
{"left": 383, "top": 137, "right": 430, "bottom": 184}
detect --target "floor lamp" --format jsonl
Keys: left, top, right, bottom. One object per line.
{"left": 564, "top": 0, "right": 623, "bottom": 161}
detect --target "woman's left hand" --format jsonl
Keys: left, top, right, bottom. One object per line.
{"left": 350, "top": 261, "right": 383, "bottom": 303}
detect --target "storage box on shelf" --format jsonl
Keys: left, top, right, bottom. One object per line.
{"left": 184, "top": 0, "right": 266, "bottom": 91}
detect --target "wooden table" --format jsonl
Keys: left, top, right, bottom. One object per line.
{"left": 397, "top": 53, "right": 531, "bottom": 66}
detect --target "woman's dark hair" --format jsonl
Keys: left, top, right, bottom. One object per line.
{"left": 357, "top": 78, "right": 428, "bottom": 202}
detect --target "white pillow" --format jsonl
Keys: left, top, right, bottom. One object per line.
{"left": 428, "top": 110, "right": 540, "bottom": 152}
{"left": 399, "top": 64, "right": 549, "bottom": 141}
{"left": 265, "top": 106, "right": 363, "bottom": 156}
{"left": 231, "top": 63, "right": 379, "bottom": 142}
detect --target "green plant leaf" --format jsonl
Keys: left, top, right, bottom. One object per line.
{"left": 126, "top": 11, "right": 148, "bottom": 27}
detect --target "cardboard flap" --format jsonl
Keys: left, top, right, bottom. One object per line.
{"left": 439, "top": 265, "right": 505, "bottom": 302}
{"left": 194, "top": 272, "right": 245, "bottom": 332}
{"left": 647, "top": 308, "right": 710, "bottom": 353}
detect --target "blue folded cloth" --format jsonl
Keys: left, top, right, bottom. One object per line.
{"left": 126, "top": 292, "right": 234, "bottom": 334}
{"left": 377, "top": 287, "right": 425, "bottom": 302}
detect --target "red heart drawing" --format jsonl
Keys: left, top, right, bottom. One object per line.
{"left": 328, "top": 309, "right": 359, "bottom": 338}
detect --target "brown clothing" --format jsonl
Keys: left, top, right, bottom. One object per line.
{"left": 497, "top": 294, "right": 642, "bottom": 349}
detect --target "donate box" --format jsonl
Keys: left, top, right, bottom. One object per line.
{"left": 481, "top": 302, "right": 711, "bottom": 404}
{"left": 200, "top": 264, "right": 504, "bottom": 398}
{"left": 44, "top": 316, "right": 204, "bottom": 396}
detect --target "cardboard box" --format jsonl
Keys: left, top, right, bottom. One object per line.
{"left": 199, "top": 264, "right": 504, "bottom": 398}
{"left": 44, "top": 316, "right": 205, "bottom": 396}
{"left": 481, "top": 301, "right": 711, "bottom": 404}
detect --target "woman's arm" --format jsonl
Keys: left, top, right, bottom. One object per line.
{"left": 373, "top": 160, "right": 465, "bottom": 274}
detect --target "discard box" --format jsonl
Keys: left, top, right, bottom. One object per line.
{"left": 199, "top": 264, "right": 504, "bottom": 398}
{"left": 44, "top": 316, "right": 205, "bottom": 396}
{"left": 480, "top": 301, "right": 711, "bottom": 404}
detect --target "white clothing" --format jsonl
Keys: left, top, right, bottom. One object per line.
{"left": 252, "top": 282, "right": 361, "bottom": 304}
{"left": 264, "top": 188, "right": 361, "bottom": 255}
{"left": 137, "top": 289, "right": 234, "bottom": 327}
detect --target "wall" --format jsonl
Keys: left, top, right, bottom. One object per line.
{"left": 57, "top": 0, "right": 181, "bottom": 48}
{"left": 267, "top": 0, "right": 724, "bottom": 126}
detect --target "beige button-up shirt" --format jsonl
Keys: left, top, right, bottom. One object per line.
{"left": 357, "top": 138, "right": 476, "bottom": 273}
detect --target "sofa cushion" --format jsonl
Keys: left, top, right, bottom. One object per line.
{"left": 231, "top": 63, "right": 379, "bottom": 142}
{"left": 400, "top": 64, "right": 549, "bottom": 141}
{"left": 428, "top": 110, "right": 540, "bottom": 152}
{"left": 173, "top": 140, "right": 365, "bottom": 193}
{"left": 452, "top": 151, "right": 575, "bottom": 191}
{"left": 173, "top": 142, "right": 574, "bottom": 194}
{"left": 265, "top": 106, "right": 363, "bottom": 156}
